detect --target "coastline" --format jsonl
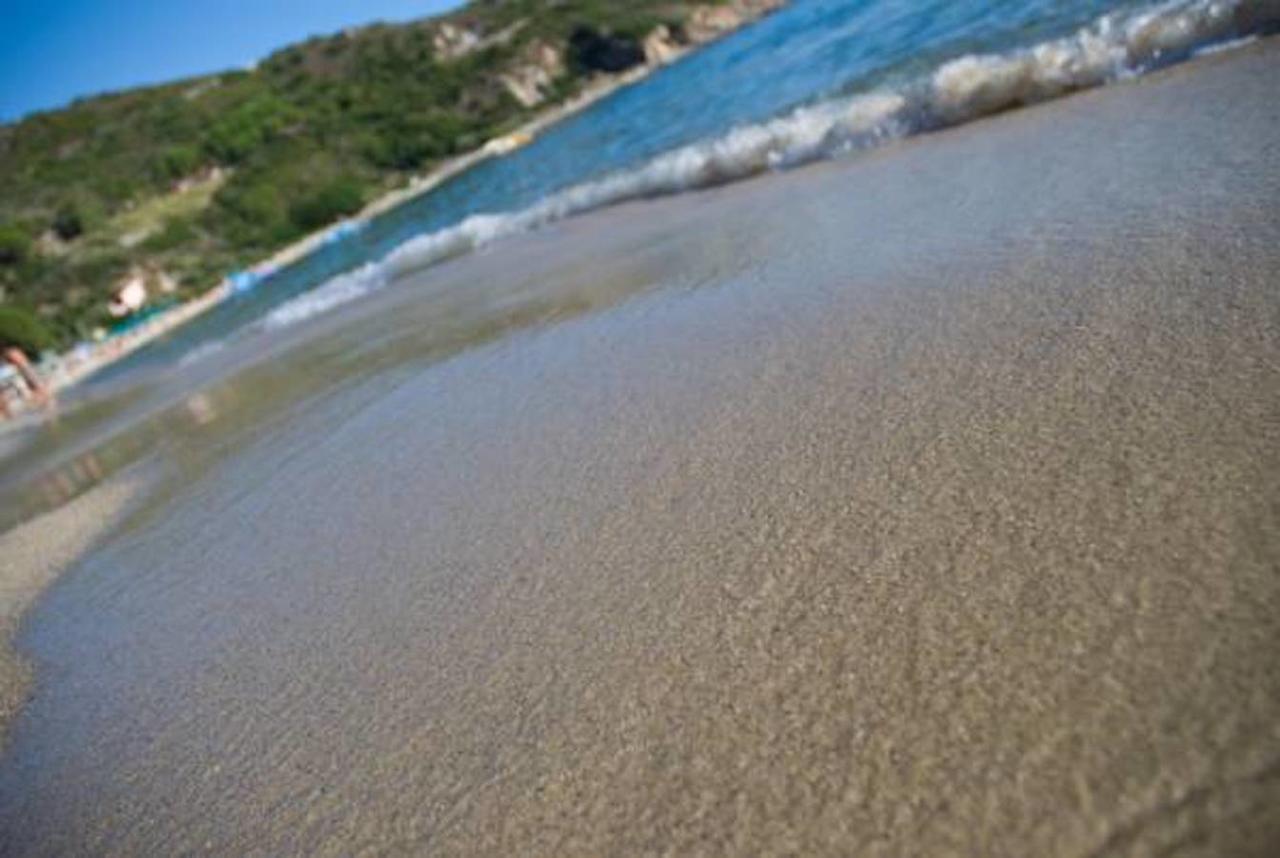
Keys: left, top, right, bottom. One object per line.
{"left": 30, "top": 5, "right": 785, "bottom": 400}
{"left": 24, "top": 0, "right": 1271, "bottom": 401}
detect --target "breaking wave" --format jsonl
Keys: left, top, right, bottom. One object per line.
{"left": 259, "top": 263, "right": 387, "bottom": 332}
{"left": 271, "top": 0, "right": 1276, "bottom": 330}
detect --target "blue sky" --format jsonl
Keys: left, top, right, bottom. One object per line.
{"left": 0, "top": 0, "right": 462, "bottom": 122}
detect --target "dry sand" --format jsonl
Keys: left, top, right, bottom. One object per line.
{"left": 0, "top": 39, "right": 1278, "bottom": 857}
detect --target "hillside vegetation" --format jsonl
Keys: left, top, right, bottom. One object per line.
{"left": 0, "top": 0, "right": 780, "bottom": 348}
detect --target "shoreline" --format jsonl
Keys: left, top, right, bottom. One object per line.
{"left": 0, "top": 468, "right": 148, "bottom": 750}
{"left": 27, "top": 6, "right": 784, "bottom": 401}
{"left": 23, "top": 0, "right": 1270, "bottom": 402}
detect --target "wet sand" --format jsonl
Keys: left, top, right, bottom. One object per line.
{"left": 1, "top": 40, "right": 1279, "bottom": 856}
{"left": 0, "top": 473, "right": 145, "bottom": 748}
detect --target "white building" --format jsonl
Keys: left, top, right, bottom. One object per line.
{"left": 108, "top": 273, "right": 148, "bottom": 318}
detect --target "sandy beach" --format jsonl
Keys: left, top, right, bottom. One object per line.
{"left": 0, "top": 37, "right": 1278, "bottom": 857}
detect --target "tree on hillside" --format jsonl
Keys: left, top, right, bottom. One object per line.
{"left": 0, "top": 306, "right": 54, "bottom": 354}
{"left": 0, "top": 224, "right": 32, "bottom": 266}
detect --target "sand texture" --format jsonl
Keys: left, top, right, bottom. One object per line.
{"left": 0, "top": 473, "right": 144, "bottom": 748}
{"left": 0, "top": 40, "right": 1278, "bottom": 857}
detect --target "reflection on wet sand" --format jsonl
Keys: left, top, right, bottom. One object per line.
{"left": 0, "top": 208, "right": 748, "bottom": 534}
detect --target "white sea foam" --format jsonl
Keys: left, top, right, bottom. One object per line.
{"left": 380, "top": 90, "right": 910, "bottom": 280}
{"left": 1192, "top": 32, "right": 1260, "bottom": 54}
{"left": 259, "top": 263, "right": 387, "bottom": 332}
{"left": 930, "top": 0, "right": 1250, "bottom": 117}
{"left": 263, "top": 0, "right": 1274, "bottom": 332}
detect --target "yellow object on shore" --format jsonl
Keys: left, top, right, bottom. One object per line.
{"left": 483, "top": 131, "right": 535, "bottom": 156}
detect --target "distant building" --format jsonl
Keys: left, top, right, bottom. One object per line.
{"left": 108, "top": 273, "right": 148, "bottom": 318}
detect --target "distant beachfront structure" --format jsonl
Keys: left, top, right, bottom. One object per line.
{"left": 108, "top": 274, "right": 148, "bottom": 318}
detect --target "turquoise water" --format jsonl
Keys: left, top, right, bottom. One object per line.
{"left": 84, "top": 0, "right": 1277, "bottom": 385}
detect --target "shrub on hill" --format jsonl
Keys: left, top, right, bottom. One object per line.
{"left": 0, "top": 224, "right": 31, "bottom": 266}
{"left": 0, "top": 306, "right": 54, "bottom": 354}
{"left": 290, "top": 176, "right": 366, "bottom": 232}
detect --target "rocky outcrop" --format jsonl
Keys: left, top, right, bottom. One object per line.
{"left": 685, "top": 5, "right": 743, "bottom": 42}
{"left": 500, "top": 40, "right": 567, "bottom": 108}
{"left": 511, "top": 1, "right": 787, "bottom": 104}
{"left": 685, "top": 0, "right": 787, "bottom": 44}
{"left": 643, "top": 25, "right": 683, "bottom": 65}
{"left": 434, "top": 19, "right": 528, "bottom": 63}
{"left": 432, "top": 22, "right": 480, "bottom": 60}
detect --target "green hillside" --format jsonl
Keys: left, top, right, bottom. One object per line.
{"left": 0, "top": 1, "right": 761, "bottom": 348}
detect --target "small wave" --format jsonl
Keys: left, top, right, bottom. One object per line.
{"left": 380, "top": 90, "right": 911, "bottom": 280}
{"left": 176, "top": 339, "right": 227, "bottom": 368}
{"left": 265, "top": 0, "right": 1275, "bottom": 331}
{"left": 929, "top": 0, "right": 1254, "bottom": 118}
{"left": 259, "top": 263, "right": 387, "bottom": 332}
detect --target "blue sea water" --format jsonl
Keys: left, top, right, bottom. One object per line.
{"left": 92, "top": 0, "right": 1275, "bottom": 383}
